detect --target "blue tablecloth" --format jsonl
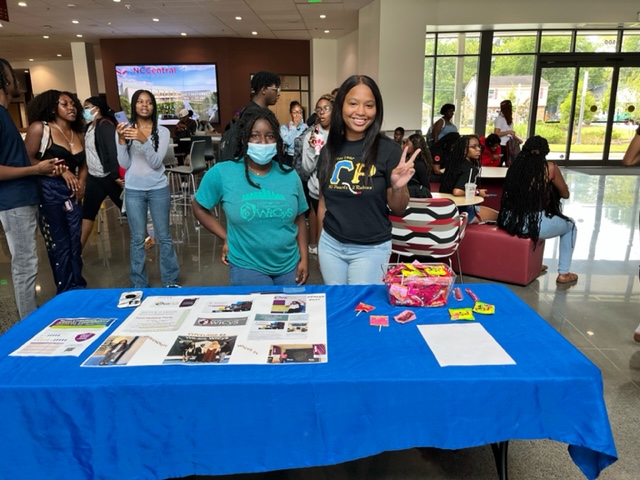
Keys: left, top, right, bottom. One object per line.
{"left": 0, "top": 284, "right": 617, "bottom": 480}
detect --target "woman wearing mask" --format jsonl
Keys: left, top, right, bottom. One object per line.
{"left": 24, "top": 89, "right": 87, "bottom": 293}
{"left": 302, "top": 93, "right": 334, "bottom": 255}
{"left": 192, "top": 108, "right": 308, "bottom": 287}
{"left": 316, "top": 75, "right": 420, "bottom": 285}
{"left": 116, "top": 89, "right": 180, "bottom": 288}
{"left": 80, "top": 96, "right": 123, "bottom": 248}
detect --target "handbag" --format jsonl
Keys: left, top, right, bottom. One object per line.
{"left": 507, "top": 137, "right": 521, "bottom": 159}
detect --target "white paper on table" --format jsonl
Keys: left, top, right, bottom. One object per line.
{"left": 417, "top": 323, "right": 516, "bottom": 367}
{"left": 10, "top": 318, "right": 115, "bottom": 357}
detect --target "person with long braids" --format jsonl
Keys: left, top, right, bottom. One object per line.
{"left": 439, "top": 134, "right": 498, "bottom": 223}
{"left": 316, "top": 75, "right": 420, "bottom": 285}
{"left": 498, "top": 135, "right": 578, "bottom": 285}
{"left": 116, "top": 89, "right": 179, "bottom": 288}
{"left": 24, "top": 89, "right": 88, "bottom": 294}
{"left": 192, "top": 108, "right": 309, "bottom": 287}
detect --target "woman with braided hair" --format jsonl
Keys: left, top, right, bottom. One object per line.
{"left": 193, "top": 108, "right": 309, "bottom": 286}
{"left": 498, "top": 135, "right": 578, "bottom": 284}
{"left": 439, "top": 134, "right": 498, "bottom": 223}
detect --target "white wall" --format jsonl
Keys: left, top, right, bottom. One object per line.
{"left": 12, "top": 60, "right": 105, "bottom": 96}
{"left": 310, "top": 39, "right": 338, "bottom": 106}
{"left": 358, "top": 0, "right": 381, "bottom": 80}
{"left": 336, "top": 30, "right": 359, "bottom": 86}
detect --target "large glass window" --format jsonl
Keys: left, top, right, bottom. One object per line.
{"left": 575, "top": 31, "right": 619, "bottom": 53}
{"left": 540, "top": 31, "right": 573, "bottom": 53}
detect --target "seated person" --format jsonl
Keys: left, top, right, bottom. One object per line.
{"left": 480, "top": 133, "right": 502, "bottom": 166}
{"left": 174, "top": 108, "right": 197, "bottom": 161}
{"left": 430, "top": 131, "right": 460, "bottom": 180}
{"left": 405, "top": 134, "right": 432, "bottom": 198}
{"left": 439, "top": 134, "right": 498, "bottom": 224}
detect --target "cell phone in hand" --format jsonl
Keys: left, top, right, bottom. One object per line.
{"left": 114, "top": 111, "right": 131, "bottom": 127}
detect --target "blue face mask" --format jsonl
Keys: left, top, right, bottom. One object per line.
{"left": 83, "top": 108, "right": 96, "bottom": 122}
{"left": 247, "top": 142, "right": 277, "bottom": 165}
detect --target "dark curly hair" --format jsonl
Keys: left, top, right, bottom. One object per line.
{"left": 129, "top": 89, "right": 159, "bottom": 151}
{"left": 439, "top": 134, "right": 479, "bottom": 194}
{"left": 84, "top": 95, "right": 116, "bottom": 125}
{"left": 27, "top": 89, "right": 85, "bottom": 133}
{"left": 0, "top": 58, "right": 18, "bottom": 95}
{"left": 407, "top": 133, "right": 432, "bottom": 177}
{"left": 235, "top": 108, "right": 292, "bottom": 189}
{"left": 498, "top": 135, "right": 569, "bottom": 244}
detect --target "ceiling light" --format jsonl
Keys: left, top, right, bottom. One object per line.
{"left": 235, "top": 16, "right": 242, "bottom": 20}
{"left": 43, "top": 35, "right": 49, "bottom": 38}
{"left": 251, "top": 31, "right": 257, "bottom": 35}
{"left": 76, "top": 34, "right": 83, "bottom": 37}
{"left": 181, "top": 32, "right": 187, "bottom": 36}
{"left": 18, "top": 2, "right": 27, "bottom": 7}
{"left": 113, "top": 0, "right": 121, "bottom": 2}
{"left": 320, "top": 14, "right": 326, "bottom": 19}
{"left": 72, "top": 20, "right": 79, "bottom": 24}
{"left": 324, "top": 30, "right": 330, "bottom": 33}
{"left": 153, "top": 18, "right": 159, "bottom": 22}
{"left": 29, "top": 58, "right": 34, "bottom": 62}
{"left": 24, "top": 70, "right": 28, "bottom": 73}
{"left": 0, "top": 23, "right": 4, "bottom": 28}
{"left": 57, "top": 54, "right": 62, "bottom": 57}
{"left": 67, "top": 3, "right": 76, "bottom": 7}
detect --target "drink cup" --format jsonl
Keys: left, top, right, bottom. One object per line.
{"left": 464, "top": 183, "right": 476, "bottom": 202}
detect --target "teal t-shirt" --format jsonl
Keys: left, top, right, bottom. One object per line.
{"left": 195, "top": 159, "right": 308, "bottom": 276}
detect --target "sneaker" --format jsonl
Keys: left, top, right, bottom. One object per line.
{"left": 308, "top": 244, "right": 318, "bottom": 255}
{"left": 166, "top": 284, "right": 181, "bottom": 288}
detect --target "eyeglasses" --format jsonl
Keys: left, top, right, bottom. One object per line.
{"left": 315, "top": 106, "right": 332, "bottom": 114}
{"left": 291, "top": 110, "right": 303, "bottom": 115}
{"left": 468, "top": 144, "right": 483, "bottom": 150}
{"left": 267, "top": 87, "right": 281, "bottom": 94}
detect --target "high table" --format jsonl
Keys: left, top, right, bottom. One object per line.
{"left": 0, "top": 285, "right": 616, "bottom": 480}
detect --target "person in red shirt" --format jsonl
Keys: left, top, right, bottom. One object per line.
{"left": 480, "top": 133, "right": 502, "bottom": 166}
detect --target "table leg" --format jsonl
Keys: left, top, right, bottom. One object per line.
{"left": 491, "top": 441, "right": 509, "bottom": 480}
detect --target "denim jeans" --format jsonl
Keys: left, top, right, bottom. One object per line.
{"left": 0, "top": 205, "right": 39, "bottom": 319}
{"left": 124, "top": 186, "right": 180, "bottom": 287}
{"left": 538, "top": 214, "right": 576, "bottom": 274}
{"left": 318, "top": 230, "right": 391, "bottom": 285}
{"left": 229, "top": 263, "right": 297, "bottom": 287}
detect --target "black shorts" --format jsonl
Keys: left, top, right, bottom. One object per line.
{"left": 82, "top": 174, "right": 123, "bottom": 220}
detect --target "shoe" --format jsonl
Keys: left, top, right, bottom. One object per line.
{"left": 634, "top": 331, "right": 640, "bottom": 343}
{"left": 166, "top": 284, "right": 181, "bottom": 288}
{"left": 540, "top": 264, "right": 548, "bottom": 273}
{"left": 308, "top": 244, "right": 318, "bottom": 255}
{"left": 556, "top": 272, "right": 578, "bottom": 284}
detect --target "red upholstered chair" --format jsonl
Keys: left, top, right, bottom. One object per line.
{"left": 389, "top": 198, "right": 467, "bottom": 281}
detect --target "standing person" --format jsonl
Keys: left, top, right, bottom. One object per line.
{"left": 622, "top": 124, "right": 640, "bottom": 341}
{"left": 0, "top": 58, "right": 62, "bottom": 320}
{"left": 479, "top": 133, "right": 503, "bottom": 166}
{"left": 302, "top": 93, "right": 334, "bottom": 256}
{"left": 24, "top": 89, "right": 88, "bottom": 294}
{"left": 494, "top": 99, "right": 522, "bottom": 166}
{"left": 116, "top": 89, "right": 180, "bottom": 288}
{"left": 280, "top": 101, "right": 307, "bottom": 167}
{"left": 405, "top": 133, "right": 433, "bottom": 198}
{"left": 430, "top": 103, "right": 457, "bottom": 145}
{"left": 393, "top": 127, "right": 405, "bottom": 145}
{"left": 498, "top": 136, "right": 578, "bottom": 285}
{"left": 193, "top": 108, "right": 308, "bottom": 287}
{"left": 316, "top": 75, "right": 420, "bottom": 285}
{"left": 220, "top": 71, "right": 281, "bottom": 161}
{"left": 439, "top": 134, "right": 498, "bottom": 223}
{"left": 80, "top": 96, "right": 123, "bottom": 248}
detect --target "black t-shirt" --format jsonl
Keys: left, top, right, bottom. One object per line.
{"left": 322, "top": 136, "right": 401, "bottom": 245}
{"left": 441, "top": 160, "right": 480, "bottom": 193}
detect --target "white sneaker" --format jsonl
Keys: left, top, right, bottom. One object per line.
{"left": 308, "top": 244, "right": 318, "bottom": 255}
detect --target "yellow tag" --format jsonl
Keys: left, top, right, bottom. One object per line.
{"left": 424, "top": 265, "right": 447, "bottom": 276}
{"left": 449, "top": 308, "right": 475, "bottom": 321}
{"left": 473, "top": 302, "right": 495, "bottom": 314}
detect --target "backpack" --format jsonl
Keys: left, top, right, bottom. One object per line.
{"left": 35, "top": 121, "right": 51, "bottom": 160}
{"left": 292, "top": 126, "right": 312, "bottom": 182}
{"left": 219, "top": 116, "right": 244, "bottom": 161}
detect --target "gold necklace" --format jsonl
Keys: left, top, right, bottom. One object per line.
{"left": 248, "top": 166, "right": 268, "bottom": 176}
{"left": 52, "top": 121, "right": 75, "bottom": 148}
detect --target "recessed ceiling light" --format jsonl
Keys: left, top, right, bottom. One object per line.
{"left": 235, "top": 16, "right": 242, "bottom": 20}
{"left": 18, "top": 2, "right": 27, "bottom": 7}
{"left": 67, "top": 3, "right": 76, "bottom": 7}
{"left": 57, "top": 54, "right": 62, "bottom": 57}
{"left": 320, "top": 14, "right": 326, "bottom": 19}
{"left": 113, "top": 0, "right": 121, "bottom": 2}
{"left": 324, "top": 30, "right": 330, "bottom": 33}
{"left": 251, "top": 31, "right": 257, "bottom": 35}
{"left": 0, "top": 22, "right": 3, "bottom": 28}
{"left": 43, "top": 35, "right": 49, "bottom": 38}
{"left": 24, "top": 70, "right": 28, "bottom": 73}
{"left": 153, "top": 18, "right": 159, "bottom": 22}
{"left": 29, "top": 58, "right": 34, "bottom": 62}
{"left": 76, "top": 34, "right": 83, "bottom": 37}
{"left": 72, "top": 20, "right": 79, "bottom": 24}
{"left": 181, "top": 32, "right": 187, "bottom": 36}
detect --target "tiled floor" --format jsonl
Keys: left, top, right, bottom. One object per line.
{"left": 1, "top": 169, "right": 639, "bottom": 479}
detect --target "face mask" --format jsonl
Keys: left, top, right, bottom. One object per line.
{"left": 83, "top": 108, "right": 96, "bottom": 122}
{"left": 247, "top": 142, "right": 277, "bottom": 165}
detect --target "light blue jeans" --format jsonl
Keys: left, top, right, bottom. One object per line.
{"left": 538, "top": 214, "right": 577, "bottom": 274}
{"left": 0, "top": 205, "right": 39, "bottom": 319}
{"left": 229, "top": 264, "right": 297, "bottom": 287}
{"left": 124, "top": 186, "right": 180, "bottom": 287}
{"left": 318, "top": 230, "right": 391, "bottom": 285}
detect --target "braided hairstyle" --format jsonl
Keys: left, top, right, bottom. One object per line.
{"left": 497, "top": 135, "right": 567, "bottom": 244}
{"left": 235, "top": 108, "right": 291, "bottom": 189}
{"left": 27, "top": 90, "right": 85, "bottom": 133}
{"left": 439, "top": 134, "right": 479, "bottom": 194}
{"left": 0, "top": 58, "right": 18, "bottom": 95}
{"left": 406, "top": 133, "right": 432, "bottom": 177}
{"left": 129, "top": 89, "right": 159, "bottom": 151}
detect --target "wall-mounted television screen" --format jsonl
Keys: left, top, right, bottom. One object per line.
{"left": 115, "top": 63, "right": 219, "bottom": 126}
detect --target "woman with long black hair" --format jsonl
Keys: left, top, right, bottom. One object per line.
{"left": 498, "top": 136, "right": 578, "bottom": 285}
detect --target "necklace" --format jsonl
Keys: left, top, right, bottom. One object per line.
{"left": 248, "top": 166, "right": 268, "bottom": 176}
{"left": 52, "top": 121, "right": 75, "bottom": 149}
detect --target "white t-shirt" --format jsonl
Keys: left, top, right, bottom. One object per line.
{"left": 494, "top": 115, "right": 512, "bottom": 146}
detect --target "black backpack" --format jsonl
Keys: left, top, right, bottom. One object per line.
{"left": 219, "top": 120, "right": 241, "bottom": 162}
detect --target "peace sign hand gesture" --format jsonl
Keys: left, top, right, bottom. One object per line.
{"left": 390, "top": 146, "right": 419, "bottom": 190}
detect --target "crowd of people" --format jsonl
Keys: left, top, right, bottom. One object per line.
{"left": 4, "top": 60, "right": 640, "bottom": 343}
